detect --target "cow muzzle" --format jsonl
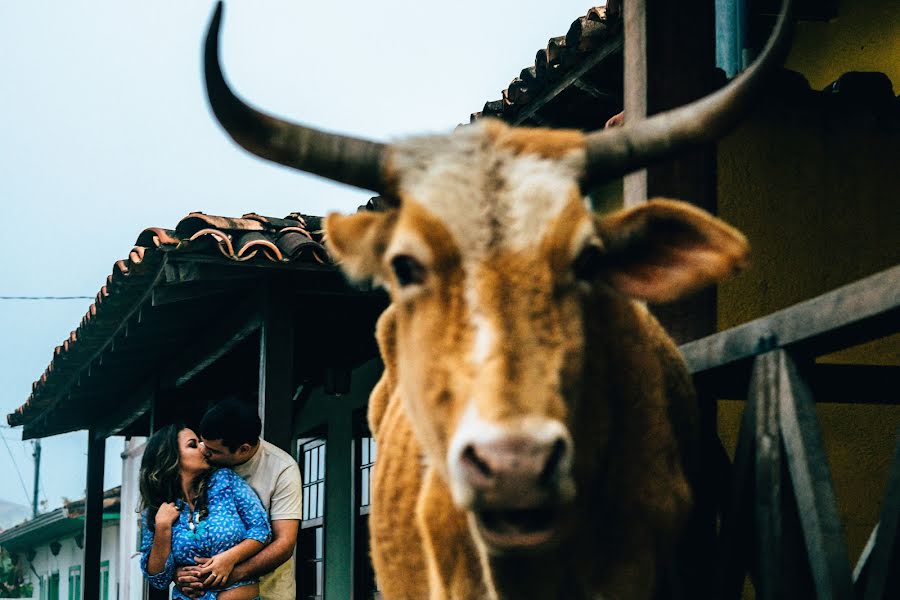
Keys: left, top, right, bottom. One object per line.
{"left": 447, "top": 417, "right": 575, "bottom": 551}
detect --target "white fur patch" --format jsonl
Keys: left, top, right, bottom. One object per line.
{"left": 390, "top": 120, "right": 587, "bottom": 260}
{"left": 470, "top": 311, "right": 495, "bottom": 366}
{"left": 447, "top": 401, "right": 486, "bottom": 507}
{"left": 466, "top": 284, "right": 496, "bottom": 367}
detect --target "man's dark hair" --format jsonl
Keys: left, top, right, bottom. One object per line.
{"left": 199, "top": 398, "right": 262, "bottom": 452}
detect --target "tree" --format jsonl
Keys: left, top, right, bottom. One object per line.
{"left": 0, "top": 547, "right": 32, "bottom": 598}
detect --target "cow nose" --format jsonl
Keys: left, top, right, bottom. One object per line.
{"left": 459, "top": 435, "right": 570, "bottom": 501}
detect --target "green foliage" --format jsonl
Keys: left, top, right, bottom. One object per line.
{"left": 0, "top": 548, "right": 33, "bottom": 598}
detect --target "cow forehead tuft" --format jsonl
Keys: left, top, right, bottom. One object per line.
{"left": 390, "top": 120, "right": 587, "bottom": 258}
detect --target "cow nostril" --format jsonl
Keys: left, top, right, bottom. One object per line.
{"left": 539, "top": 439, "right": 567, "bottom": 486}
{"left": 462, "top": 445, "right": 493, "bottom": 479}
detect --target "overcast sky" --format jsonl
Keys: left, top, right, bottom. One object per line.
{"left": 0, "top": 1, "right": 602, "bottom": 517}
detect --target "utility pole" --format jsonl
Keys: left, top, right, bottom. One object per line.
{"left": 32, "top": 440, "right": 41, "bottom": 518}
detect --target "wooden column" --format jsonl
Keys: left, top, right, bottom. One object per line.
{"left": 146, "top": 388, "right": 170, "bottom": 600}
{"left": 623, "top": 0, "right": 718, "bottom": 344}
{"left": 623, "top": 1, "right": 719, "bottom": 595}
{"left": 82, "top": 430, "right": 105, "bottom": 600}
{"left": 622, "top": 0, "right": 649, "bottom": 208}
{"left": 258, "top": 281, "right": 296, "bottom": 453}
{"left": 324, "top": 413, "right": 354, "bottom": 600}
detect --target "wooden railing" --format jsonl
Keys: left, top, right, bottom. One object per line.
{"left": 677, "top": 265, "right": 899, "bottom": 599}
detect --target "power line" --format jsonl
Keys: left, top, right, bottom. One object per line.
{"left": 0, "top": 296, "right": 93, "bottom": 300}
{"left": 0, "top": 426, "right": 49, "bottom": 510}
{"left": 0, "top": 426, "right": 32, "bottom": 505}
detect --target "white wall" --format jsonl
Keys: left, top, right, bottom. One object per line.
{"left": 118, "top": 437, "right": 147, "bottom": 600}
{"left": 24, "top": 520, "right": 119, "bottom": 600}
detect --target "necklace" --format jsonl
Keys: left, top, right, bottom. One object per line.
{"left": 180, "top": 499, "right": 205, "bottom": 538}
{"left": 187, "top": 511, "right": 201, "bottom": 531}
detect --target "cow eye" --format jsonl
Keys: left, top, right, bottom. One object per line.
{"left": 391, "top": 254, "right": 427, "bottom": 287}
{"left": 573, "top": 244, "right": 603, "bottom": 282}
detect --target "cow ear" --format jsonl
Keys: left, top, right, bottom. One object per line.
{"left": 324, "top": 210, "right": 396, "bottom": 282}
{"left": 595, "top": 199, "right": 749, "bottom": 303}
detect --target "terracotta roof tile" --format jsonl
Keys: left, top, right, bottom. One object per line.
{"left": 175, "top": 212, "right": 266, "bottom": 238}
{"left": 135, "top": 227, "right": 180, "bottom": 248}
{"left": 187, "top": 227, "right": 236, "bottom": 258}
{"left": 8, "top": 210, "right": 336, "bottom": 429}
{"left": 276, "top": 227, "right": 328, "bottom": 262}
{"left": 234, "top": 231, "right": 283, "bottom": 262}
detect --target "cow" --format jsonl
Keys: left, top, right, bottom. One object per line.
{"left": 202, "top": 1, "right": 792, "bottom": 598}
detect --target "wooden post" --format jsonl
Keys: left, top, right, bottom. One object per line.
{"left": 258, "top": 280, "right": 295, "bottom": 453}
{"left": 146, "top": 389, "right": 170, "bottom": 600}
{"left": 623, "top": 0, "right": 719, "bottom": 595}
{"left": 622, "top": 0, "right": 718, "bottom": 344}
{"left": 622, "top": 0, "right": 648, "bottom": 208}
{"left": 82, "top": 430, "right": 105, "bottom": 600}
{"left": 324, "top": 414, "right": 354, "bottom": 600}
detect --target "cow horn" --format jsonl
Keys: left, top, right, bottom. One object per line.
{"left": 204, "top": 2, "right": 387, "bottom": 193}
{"left": 581, "top": 0, "right": 793, "bottom": 187}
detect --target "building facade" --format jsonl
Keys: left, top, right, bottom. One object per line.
{"left": 0, "top": 490, "right": 120, "bottom": 600}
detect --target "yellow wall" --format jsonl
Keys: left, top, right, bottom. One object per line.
{"left": 716, "top": 0, "right": 900, "bottom": 571}
{"left": 785, "top": 0, "right": 900, "bottom": 90}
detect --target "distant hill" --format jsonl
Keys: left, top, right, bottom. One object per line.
{"left": 0, "top": 499, "right": 31, "bottom": 531}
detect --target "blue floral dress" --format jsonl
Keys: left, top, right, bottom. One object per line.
{"left": 141, "top": 468, "right": 271, "bottom": 600}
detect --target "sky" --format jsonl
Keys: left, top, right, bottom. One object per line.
{"left": 0, "top": 0, "right": 602, "bottom": 520}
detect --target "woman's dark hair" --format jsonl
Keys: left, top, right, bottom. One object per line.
{"left": 139, "top": 423, "right": 212, "bottom": 528}
{"left": 199, "top": 398, "right": 261, "bottom": 452}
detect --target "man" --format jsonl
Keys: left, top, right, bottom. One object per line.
{"left": 176, "top": 398, "right": 302, "bottom": 600}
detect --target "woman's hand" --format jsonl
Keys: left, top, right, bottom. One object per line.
{"left": 154, "top": 502, "right": 180, "bottom": 529}
{"left": 197, "top": 551, "right": 239, "bottom": 589}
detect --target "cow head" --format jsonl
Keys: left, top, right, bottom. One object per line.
{"left": 323, "top": 128, "right": 751, "bottom": 552}
{"left": 202, "top": 1, "right": 791, "bottom": 552}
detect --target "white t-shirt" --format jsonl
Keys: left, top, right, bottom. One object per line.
{"left": 234, "top": 439, "right": 302, "bottom": 600}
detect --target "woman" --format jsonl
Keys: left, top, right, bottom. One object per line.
{"left": 140, "top": 424, "right": 271, "bottom": 600}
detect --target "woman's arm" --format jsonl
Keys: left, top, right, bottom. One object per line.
{"left": 145, "top": 525, "right": 174, "bottom": 576}
{"left": 139, "top": 504, "right": 180, "bottom": 589}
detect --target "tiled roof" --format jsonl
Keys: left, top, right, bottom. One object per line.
{"left": 0, "top": 487, "right": 120, "bottom": 550}
{"left": 8, "top": 211, "right": 331, "bottom": 429}
{"left": 470, "top": 5, "right": 900, "bottom": 129}
{"left": 64, "top": 486, "right": 121, "bottom": 517}
{"left": 137, "top": 211, "right": 330, "bottom": 264}
{"left": 470, "top": 5, "right": 623, "bottom": 127}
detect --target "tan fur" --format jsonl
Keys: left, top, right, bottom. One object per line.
{"left": 324, "top": 210, "right": 397, "bottom": 283}
{"left": 486, "top": 119, "right": 587, "bottom": 159}
{"left": 367, "top": 304, "right": 397, "bottom": 437}
{"left": 324, "top": 123, "right": 748, "bottom": 600}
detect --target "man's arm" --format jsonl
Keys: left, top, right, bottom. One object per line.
{"left": 228, "top": 519, "right": 299, "bottom": 583}
{"left": 176, "top": 520, "right": 298, "bottom": 595}
{"left": 182, "top": 455, "right": 303, "bottom": 594}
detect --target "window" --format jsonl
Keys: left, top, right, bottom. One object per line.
{"left": 358, "top": 436, "right": 376, "bottom": 514}
{"left": 48, "top": 572, "right": 59, "bottom": 600}
{"left": 100, "top": 561, "right": 109, "bottom": 600}
{"left": 298, "top": 437, "right": 326, "bottom": 600}
{"left": 354, "top": 423, "right": 379, "bottom": 600}
{"left": 302, "top": 439, "right": 326, "bottom": 524}
{"left": 67, "top": 566, "right": 81, "bottom": 600}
